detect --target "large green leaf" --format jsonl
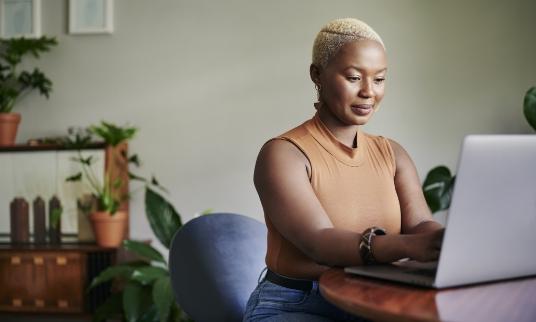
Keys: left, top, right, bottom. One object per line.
{"left": 139, "top": 305, "right": 160, "bottom": 322}
{"left": 92, "top": 292, "right": 122, "bottom": 322}
{"left": 422, "top": 166, "right": 456, "bottom": 213}
{"left": 89, "top": 264, "right": 135, "bottom": 290}
{"left": 145, "top": 187, "right": 182, "bottom": 249}
{"left": 123, "top": 239, "right": 166, "bottom": 263}
{"left": 524, "top": 86, "right": 536, "bottom": 131}
{"left": 132, "top": 266, "right": 169, "bottom": 285}
{"left": 123, "top": 282, "right": 155, "bottom": 322}
{"left": 153, "top": 276, "right": 174, "bottom": 322}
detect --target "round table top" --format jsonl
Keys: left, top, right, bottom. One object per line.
{"left": 319, "top": 268, "right": 536, "bottom": 322}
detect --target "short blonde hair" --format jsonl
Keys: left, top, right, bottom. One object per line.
{"left": 312, "top": 18, "right": 384, "bottom": 68}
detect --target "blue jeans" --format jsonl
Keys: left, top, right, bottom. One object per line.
{"left": 243, "top": 270, "right": 369, "bottom": 322}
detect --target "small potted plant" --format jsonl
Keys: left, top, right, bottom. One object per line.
{"left": 0, "top": 36, "right": 57, "bottom": 145}
{"left": 67, "top": 121, "right": 137, "bottom": 247}
{"left": 89, "top": 187, "right": 193, "bottom": 322}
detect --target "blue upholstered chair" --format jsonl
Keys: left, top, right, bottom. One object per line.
{"left": 169, "top": 213, "right": 267, "bottom": 322}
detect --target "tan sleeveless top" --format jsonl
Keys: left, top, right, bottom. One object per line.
{"left": 264, "top": 113, "right": 401, "bottom": 279}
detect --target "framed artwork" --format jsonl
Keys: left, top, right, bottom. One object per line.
{"left": 69, "top": 0, "right": 113, "bottom": 34}
{"left": 0, "top": 0, "right": 41, "bottom": 38}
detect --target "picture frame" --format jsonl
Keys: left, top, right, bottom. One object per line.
{"left": 68, "top": 0, "right": 113, "bottom": 34}
{"left": 0, "top": 0, "right": 41, "bottom": 38}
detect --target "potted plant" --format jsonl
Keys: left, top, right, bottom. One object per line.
{"left": 67, "top": 121, "right": 137, "bottom": 247}
{"left": 524, "top": 86, "right": 536, "bottom": 131}
{"left": 89, "top": 187, "right": 193, "bottom": 322}
{"left": 0, "top": 36, "right": 57, "bottom": 145}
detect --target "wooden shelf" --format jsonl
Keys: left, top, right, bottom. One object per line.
{"left": 0, "top": 143, "right": 106, "bottom": 153}
{"left": 0, "top": 243, "right": 117, "bottom": 252}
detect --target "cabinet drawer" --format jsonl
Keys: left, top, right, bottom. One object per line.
{"left": 0, "top": 252, "right": 85, "bottom": 313}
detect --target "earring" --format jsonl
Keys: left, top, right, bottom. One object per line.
{"left": 315, "top": 84, "right": 322, "bottom": 100}
{"left": 314, "top": 84, "right": 322, "bottom": 110}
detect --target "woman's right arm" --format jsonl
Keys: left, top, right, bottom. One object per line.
{"left": 254, "top": 139, "right": 428, "bottom": 267}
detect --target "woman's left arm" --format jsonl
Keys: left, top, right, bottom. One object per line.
{"left": 388, "top": 139, "right": 444, "bottom": 234}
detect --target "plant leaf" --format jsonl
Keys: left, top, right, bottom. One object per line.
{"left": 139, "top": 305, "right": 160, "bottom": 322}
{"left": 422, "top": 166, "right": 455, "bottom": 213}
{"left": 0, "top": 36, "right": 57, "bottom": 112}
{"left": 129, "top": 171, "right": 148, "bottom": 182}
{"left": 49, "top": 207, "right": 62, "bottom": 229}
{"left": 128, "top": 154, "right": 141, "bottom": 167}
{"left": 66, "top": 172, "right": 82, "bottom": 182}
{"left": 123, "top": 239, "right": 166, "bottom": 263}
{"left": 123, "top": 282, "right": 144, "bottom": 322}
{"left": 131, "top": 266, "right": 169, "bottom": 285}
{"left": 88, "top": 264, "right": 135, "bottom": 290}
{"left": 150, "top": 176, "right": 169, "bottom": 193}
{"left": 92, "top": 292, "right": 123, "bottom": 322}
{"left": 90, "top": 121, "right": 137, "bottom": 146}
{"left": 153, "top": 276, "right": 174, "bottom": 322}
{"left": 145, "top": 187, "right": 182, "bottom": 249}
{"left": 80, "top": 155, "right": 94, "bottom": 165}
{"left": 524, "top": 86, "right": 536, "bottom": 131}
{"left": 113, "top": 177, "right": 122, "bottom": 189}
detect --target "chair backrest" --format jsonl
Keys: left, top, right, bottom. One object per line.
{"left": 169, "top": 213, "right": 267, "bottom": 322}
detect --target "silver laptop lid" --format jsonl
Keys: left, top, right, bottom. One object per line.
{"left": 435, "top": 135, "right": 536, "bottom": 288}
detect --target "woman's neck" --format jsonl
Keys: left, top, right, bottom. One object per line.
{"left": 317, "top": 105, "right": 360, "bottom": 149}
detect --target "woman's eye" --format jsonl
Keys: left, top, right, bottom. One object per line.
{"left": 374, "top": 78, "right": 386, "bottom": 84}
{"left": 347, "top": 76, "right": 361, "bottom": 82}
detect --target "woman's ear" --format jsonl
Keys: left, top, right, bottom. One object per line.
{"left": 309, "top": 64, "right": 321, "bottom": 87}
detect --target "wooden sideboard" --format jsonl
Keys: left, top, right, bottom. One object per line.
{"left": 0, "top": 143, "right": 130, "bottom": 318}
{"left": 0, "top": 243, "right": 115, "bottom": 315}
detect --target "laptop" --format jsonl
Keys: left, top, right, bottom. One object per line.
{"left": 345, "top": 135, "right": 536, "bottom": 289}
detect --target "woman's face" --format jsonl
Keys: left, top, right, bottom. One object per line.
{"left": 315, "top": 39, "right": 387, "bottom": 126}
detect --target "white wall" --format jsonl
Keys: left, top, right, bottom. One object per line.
{"left": 15, "top": 0, "right": 536, "bottom": 248}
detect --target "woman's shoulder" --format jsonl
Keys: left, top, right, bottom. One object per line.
{"left": 362, "top": 132, "right": 404, "bottom": 154}
{"left": 363, "top": 133, "right": 416, "bottom": 175}
{"left": 255, "top": 121, "right": 313, "bottom": 180}
{"left": 255, "top": 138, "right": 311, "bottom": 185}
{"left": 258, "top": 119, "right": 314, "bottom": 164}
{"left": 362, "top": 133, "right": 408, "bottom": 175}
{"left": 276, "top": 119, "right": 311, "bottom": 142}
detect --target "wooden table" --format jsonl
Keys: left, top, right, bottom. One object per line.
{"left": 319, "top": 268, "right": 536, "bottom": 322}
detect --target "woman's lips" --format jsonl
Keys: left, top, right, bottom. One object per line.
{"left": 351, "top": 104, "right": 373, "bottom": 116}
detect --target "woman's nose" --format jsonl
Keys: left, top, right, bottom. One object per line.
{"left": 358, "top": 80, "right": 373, "bottom": 98}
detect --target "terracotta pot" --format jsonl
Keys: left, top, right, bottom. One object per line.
{"left": 0, "top": 112, "right": 21, "bottom": 146}
{"left": 89, "top": 210, "right": 127, "bottom": 248}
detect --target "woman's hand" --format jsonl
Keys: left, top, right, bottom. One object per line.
{"left": 404, "top": 228, "right": 445, "bottom": 262}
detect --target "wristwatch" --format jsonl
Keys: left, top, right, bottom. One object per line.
{"left": 359, "top": 226, "right": 386, "bottom": 265}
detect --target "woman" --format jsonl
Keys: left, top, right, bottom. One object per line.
{"left": 243, "top": 18, "right": 444, "bottom": 322}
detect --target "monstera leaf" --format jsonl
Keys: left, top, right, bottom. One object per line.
{"left": 422, "top": 166, "right": 456, "bottom": 213}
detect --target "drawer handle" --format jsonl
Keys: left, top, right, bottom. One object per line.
{"left": 12, "top": 298, "right": 22, "bottom": 307}
{"left": 11, "top": 256, "right": 21, "bottom": 265}
{"left": 34, "top": 256, "right": 44, "bottom": 265}
{"left": 56, "top": 256, "right": 67, "bottom": 265}
{"left": 58, "top": 299, "right": 69, "bottom": 308}
{"left": 35, "top": 299, "right": 44, "bottom": 307}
